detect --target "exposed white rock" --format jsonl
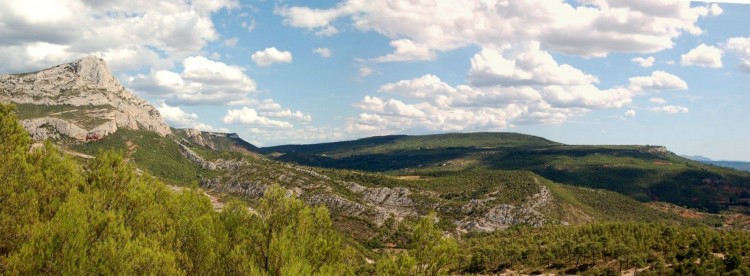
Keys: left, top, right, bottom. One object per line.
{"left": 457, "top": 185, "right": 553, "bottom": 232}
{"left": 177, "top": 142, "right": 218, "bottom": 170}
{"left": 0, "top": 56, "right": 171, "bottom": 140}
{"left": 21, "top": 117, "right": 88, "bottom": 141}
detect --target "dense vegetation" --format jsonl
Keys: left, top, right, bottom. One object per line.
{"left": 461, "top": 223, "right": 750, "bottom": 275}
{"left": 5, "top": 103, "right": 750, "bottom": 275}
{"left": 0, "top": 104, "right": 457, "bottom": 274}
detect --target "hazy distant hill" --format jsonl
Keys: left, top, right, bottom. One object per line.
{"left": 682, "top": 155, "right": 750, "bottom": 173}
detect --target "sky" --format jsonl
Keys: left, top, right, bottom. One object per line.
{"left": 1, "top": 0, "right": 749, "bottom": 161}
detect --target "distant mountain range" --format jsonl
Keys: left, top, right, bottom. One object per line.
{"left": 682, "top": 155, "right": 750, "bottom": 172}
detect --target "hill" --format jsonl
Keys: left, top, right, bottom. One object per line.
{"left": 263, "top": 132, "right": 560, "bottom": 157}
{"left": 706, "top": 161, "right": 750, "bottom": 173}
{"left": 264, "top": 135, "right": 750, "bottom": 213}
{"left": 682, "top": 155, "right": 750, "bottom": 173}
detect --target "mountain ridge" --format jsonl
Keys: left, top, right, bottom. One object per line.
{"left": 0, "top": 55, "right": 170, "bottom": 141}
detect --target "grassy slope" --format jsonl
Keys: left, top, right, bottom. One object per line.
{"left": 72, "top": 129, "right": 204, "bottom": 185}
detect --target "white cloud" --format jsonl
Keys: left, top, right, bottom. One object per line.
{"left": 631, "top": 56, "right": 655, "bottom": 68}
{"left": 0, "top": 0, "right": 238, "bottom": 73}
{"left": 313, "top": 47, "right": 332, "bottom": 58}
{"left": 239, "top": 125, "right": 347, "bottom": 147}
{"left": 650, "top": 97, "right": 667, "bottom": 104}
{"left": 468, "top": 43, "right": 598, "bottom": 87}
{"left": 372, "top": 39, "right": 435, "bottom": 62}
{"left": 628, "top": 71, "right": 688, "bottom": 92}
{"left": 157, "top": 102, "right": 226, "bottom": 132}
{"left": 681, "top": 44, "right": 724, "bottom": 68}
{"left": 315, "top": 26, "right": 339, "bottom": 37}
{"left": 128, "top": 56, "right": 256, "bottom": 105}
{"left": 256, "top": 99, "right": 312, "bottom": 122}
{"left": 251, "top": 47, "right": 293, "bottom": 67}
{"left": 223, "top": 107, "right": 293, "bottom": 128}
{"left": 650, "top": 105, "right": 689, "bottom": 114}
{"left": 625, "top": 109, "right": 636, "bottom": 118}
{"left": 349, "top": 48, "right": 691, "bottom": 134}
{"left": 726, "top": 37, "right": 750, "bottom": 73}
{"left": 279, "top": 0, "right": 719, "bottom": 61}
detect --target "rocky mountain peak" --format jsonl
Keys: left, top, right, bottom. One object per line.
{"left": 0, "top": 56, "right": 171, "bottom": 140}
{"left": 71, "top": 55, "right": 119, "bottom": 88}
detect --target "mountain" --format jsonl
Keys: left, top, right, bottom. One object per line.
{"left": 0, "top": 56, "right": 170, "bottom": 142}
{"left": 0, "top": 57, "right": 750, "bottom": 274}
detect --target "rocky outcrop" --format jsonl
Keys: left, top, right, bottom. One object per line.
{"left": 457, "top": 185, "right": 553, "bottom": 232}
{"left": 201, "top": 178, "right": 268, "bottom": 198}
{"left": 0, "top": 56, "right": 171, "bottom": 140}
{"left": 20, "top": 116, "right": 119, "bottom": 141}
{"left": 178, "top": 143, "right": 218, "bottom": 170}
{"left": 306, "top": 193, "right": 369, "bottom": 217}
{"left": 21, "top": 117, "right": 88, "bottom": 140}
{"left": 344, "top": 182, "right": 414, "bottom": 207}
{"left": 177, "top": 142, "right": 248, "bottom": 171}
{"left": 642, "top": 145, "right": 670, "bottom": 155}
{"left": 184, "top": 128, "right": 216, "bottom": 150}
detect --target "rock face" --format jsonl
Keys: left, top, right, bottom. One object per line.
{"left": 456, "top": 185, "right": 554, "bottom": 232}
{"left": 0, "top": 56, "right": 171, "bottom": 140}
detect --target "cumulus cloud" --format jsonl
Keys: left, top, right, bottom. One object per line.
{"left": 239, "top": 125, "right": 348, "bottom": 147}
{"left": 681, "top": 44, "right": 724, "bottom": 68}
{"left": 468, "top": 43, "right": 598, "bottom": 87}
{"left": 157, "top": 103, "right": 227, "bottom": 132}
{"left": 372, "top": 39, "right": 435, "bottom": 62}
{"left": 625, "top": 109, "right": 636, "bottom": 118}
{"left": 348, "top": 45, "right": 691, "bottom": 134}
{"left": 315, "top": 26, "right": 339, "bottom": 37}
{"left": 650, "top": 105, "right": 689, "bottom": 114}
{"left": 628, "top": 71, "right": 688, "bottom": 92}
{"left": 313, "top": 47, "right": 331, "bottom": 58}
{"left": 0, "top": 0, "right": 238, "bottom": 73}
{"left": 256, "top": 99, "right": 312, "bottom": 122}
{"left": 726, "top": 37, "right": 750, "bottom": 73}
{"left": 632, "top": 56, "right": 656, "bottom": 68}
{"left": 128, "top": 56, "right": 256, "bottom": 105}
{"left": 223, "top": 107, "right": 293, "bottom": 128}
{"left": 251, "top": 47, "right": 293, "bottom": 67}
{"left": 278, "top": 0, "right": 719, "bottom": 61}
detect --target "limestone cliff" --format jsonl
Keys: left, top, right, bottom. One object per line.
{"left": 0, "top": 56, "right": 171, "bottom": 141}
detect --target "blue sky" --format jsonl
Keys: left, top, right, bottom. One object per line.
{"left": 1, "top": 0, "right": 749, "bottom": 161}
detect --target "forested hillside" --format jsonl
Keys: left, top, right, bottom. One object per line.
{"left": 4, "top": 103, "right": 750, "bottom": 275}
